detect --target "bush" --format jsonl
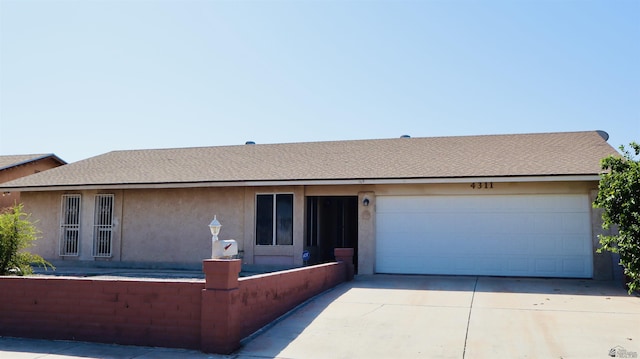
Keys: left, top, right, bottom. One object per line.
{"left": 594, "top": 142, "right": 640, "bottom": 293}
{"left": 0, "top": 204, "right": 54, "bottom": 275}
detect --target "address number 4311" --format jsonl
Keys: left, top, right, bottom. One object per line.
{"left": 470, "top": 182, "right": 493, "bottom": 189}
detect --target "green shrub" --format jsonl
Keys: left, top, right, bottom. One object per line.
{"left": 594, "top": 142, "right": 640, "bottom": 293}
{"left": 0, "top": 204, "right": 54, "bottom": 275}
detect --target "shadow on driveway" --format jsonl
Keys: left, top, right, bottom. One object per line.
{"left": 352, "top": 274, "right": 632, "bottom": 296}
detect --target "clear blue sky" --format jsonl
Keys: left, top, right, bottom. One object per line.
{"left": 1, "top": 0, "right": 638, "bottom": 163}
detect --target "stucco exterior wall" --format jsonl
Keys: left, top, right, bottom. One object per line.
{"left": 358, "top": 191, "right": 376, "bottom": 275}
{"left": 590, "top": 189, "right": 620, "bottom": 280}
{"left": 21, "top": 191, "right": 63, "bottom": 258}
{"left": 368, "top": 181, "right": 596, "bottom": 196}
{"left": 22, "top": 188, "right": 245, "bottom": 265}
{"left": 19, "top": 180, "right": 609, "bottom": 278}
{"left": 119, "top": 187, "right": 245, "bottom": 263}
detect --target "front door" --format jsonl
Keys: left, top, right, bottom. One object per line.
{"left": 305, "top": 196, "right": 358, "bottom": 271}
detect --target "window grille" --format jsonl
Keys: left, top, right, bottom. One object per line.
{"left": 92, "top": 194, "right": 114, "bottom": 257}
{"left": 59, "top": 195, "right": 81, "bottom": 256}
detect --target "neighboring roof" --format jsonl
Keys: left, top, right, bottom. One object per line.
{"left": 0, "top": 131, "right": 619, "bottom": 191}
{"left": 0, "top": 154, "right": 67, "bottom": 172}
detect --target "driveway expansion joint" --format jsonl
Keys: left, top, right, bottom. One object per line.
{"left": 462, "top": 276, "right": 479, "bottom": 359}
{"left": 360, "top": 304, "right": 384, "bottom": 317}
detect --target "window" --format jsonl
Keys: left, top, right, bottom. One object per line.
{"left": 60, "top": 195, "right": 81, "bottom": 256}
{"left": 256, "top": 194, "right": 293, "bottom": 245}
{"left": 92, "top": 194, "right": 114, "bottom": 257}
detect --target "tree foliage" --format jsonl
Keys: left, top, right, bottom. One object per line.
{"left": 0, "top": 204, "right": 53, "bottom": 275}
{"left": 594, "top": 142, "right": 640, "bottom": 293}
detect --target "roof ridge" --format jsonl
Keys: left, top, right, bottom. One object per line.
{"left": 99, "top": 130, "right": 606, "bottom": 155}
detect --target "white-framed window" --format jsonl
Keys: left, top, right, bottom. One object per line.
{"left": 256, "top": 193, "right": 293, "bottom": 245}
{"left": 59, "top": 194, "right": 81, "bottom": 256}
{"left": 92, "top": 194, "right": 114, "bottom": 257}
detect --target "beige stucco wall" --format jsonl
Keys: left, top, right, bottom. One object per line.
{"left": 119, "top": 187, "right": 245, "bottom": 263}
{"left": 590, "top": 189, "right": 620, "bottom": 280}
{"left": 21, "top": 191, "right": 62, "bottom": 258}
{"left": 22, "top": 188, "right": 245, "bottom": 265}
{"left": 19, "top": 180, "right": 610, "bottom": 278}
{"left": 358, "top": 191, "right": 376, "bottom": 275}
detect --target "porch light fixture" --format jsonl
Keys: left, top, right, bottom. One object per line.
{"left": 363, "top": 198, "right": 370, "bottom": 206}
{"left": 209, "top": 215, "right": 222, "bottom": 258}
{"left": 209, "top": 215, "right": 221, "bottom": 238}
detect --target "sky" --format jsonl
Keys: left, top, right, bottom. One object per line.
{"left": 0, "top": 0, "right": 638, "bottom": 163}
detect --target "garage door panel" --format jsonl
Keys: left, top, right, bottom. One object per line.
{"left": 534, "top": 258, "right": 559, "bottom": 273}
{"left": 507, "top": 258, "right": 530, "bottom": 273}
{"left": 562, "top": 213, "right": 591, "bottom": 232}
{"left": 561, "top": 234, "right": 592, "bottom": 254}
{"left": 375, "top": 194, "right": 593, "bottom": 278}
{"left": 533, "top": 234, "right": 560, "bottom": 252}
{"left": 500, "top": 215, "right": 531, "bottom": 233}
{"left": 532, "top": 214, "right": 563, "bottom": 233}
{"left": 563, "top": 257, "right": 589, "bottom": 274}
{"left": 508, "top": 234, "right": 533, "bottom": 253}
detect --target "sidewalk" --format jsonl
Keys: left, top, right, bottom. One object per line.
{"left": 0, "top": 336, "right": 227, "bottom": 359}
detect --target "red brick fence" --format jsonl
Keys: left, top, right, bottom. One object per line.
{"left": 0, "top": 248, "right": 354, "bottom": 354}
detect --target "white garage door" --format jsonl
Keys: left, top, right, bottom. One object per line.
{"left": 375, "top": 194, "right": 593, "bottom": 278}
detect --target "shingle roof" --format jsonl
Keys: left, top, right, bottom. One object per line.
{"left": 0, "top": 154, "right": 66, "bottom": 172}
{"left": 0, "top": 131, "right": 619, "bottom": 190}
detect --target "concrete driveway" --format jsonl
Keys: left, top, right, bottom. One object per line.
{"left": 1, "top": 275, "right": 638, "bottom": 359}
{"left": 237, "top": 275, "right": 640, "bottom": 359}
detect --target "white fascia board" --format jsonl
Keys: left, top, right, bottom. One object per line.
{"left": 1, "top": 175, "right": 602, "bottom": 192}
{"left": 359, "top": 175, "right": 602, "bottom": 184}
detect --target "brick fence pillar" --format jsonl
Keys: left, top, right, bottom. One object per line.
{"left": 334, "top": 248, "right": 355, "bottom": 281}
{"left": 201, "top": 259, "right": 242, "bottom": 354}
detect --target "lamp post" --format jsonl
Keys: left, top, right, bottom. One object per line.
{"left": 209, "top": 215, "right": 222, "bottom": 259}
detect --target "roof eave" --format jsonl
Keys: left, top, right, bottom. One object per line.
{"left": 0, "top": 154, "right": 67, "bottom": 171}
{"left": 0, "top": 174, "right": 603, "bottom": 192}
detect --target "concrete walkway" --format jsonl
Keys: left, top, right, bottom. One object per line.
{"left": 1, "top": 275, "right": 639, "bottom": 358}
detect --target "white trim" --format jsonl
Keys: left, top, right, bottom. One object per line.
{"left": 0, "top": 175, "right": 602, "bottom": 192}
